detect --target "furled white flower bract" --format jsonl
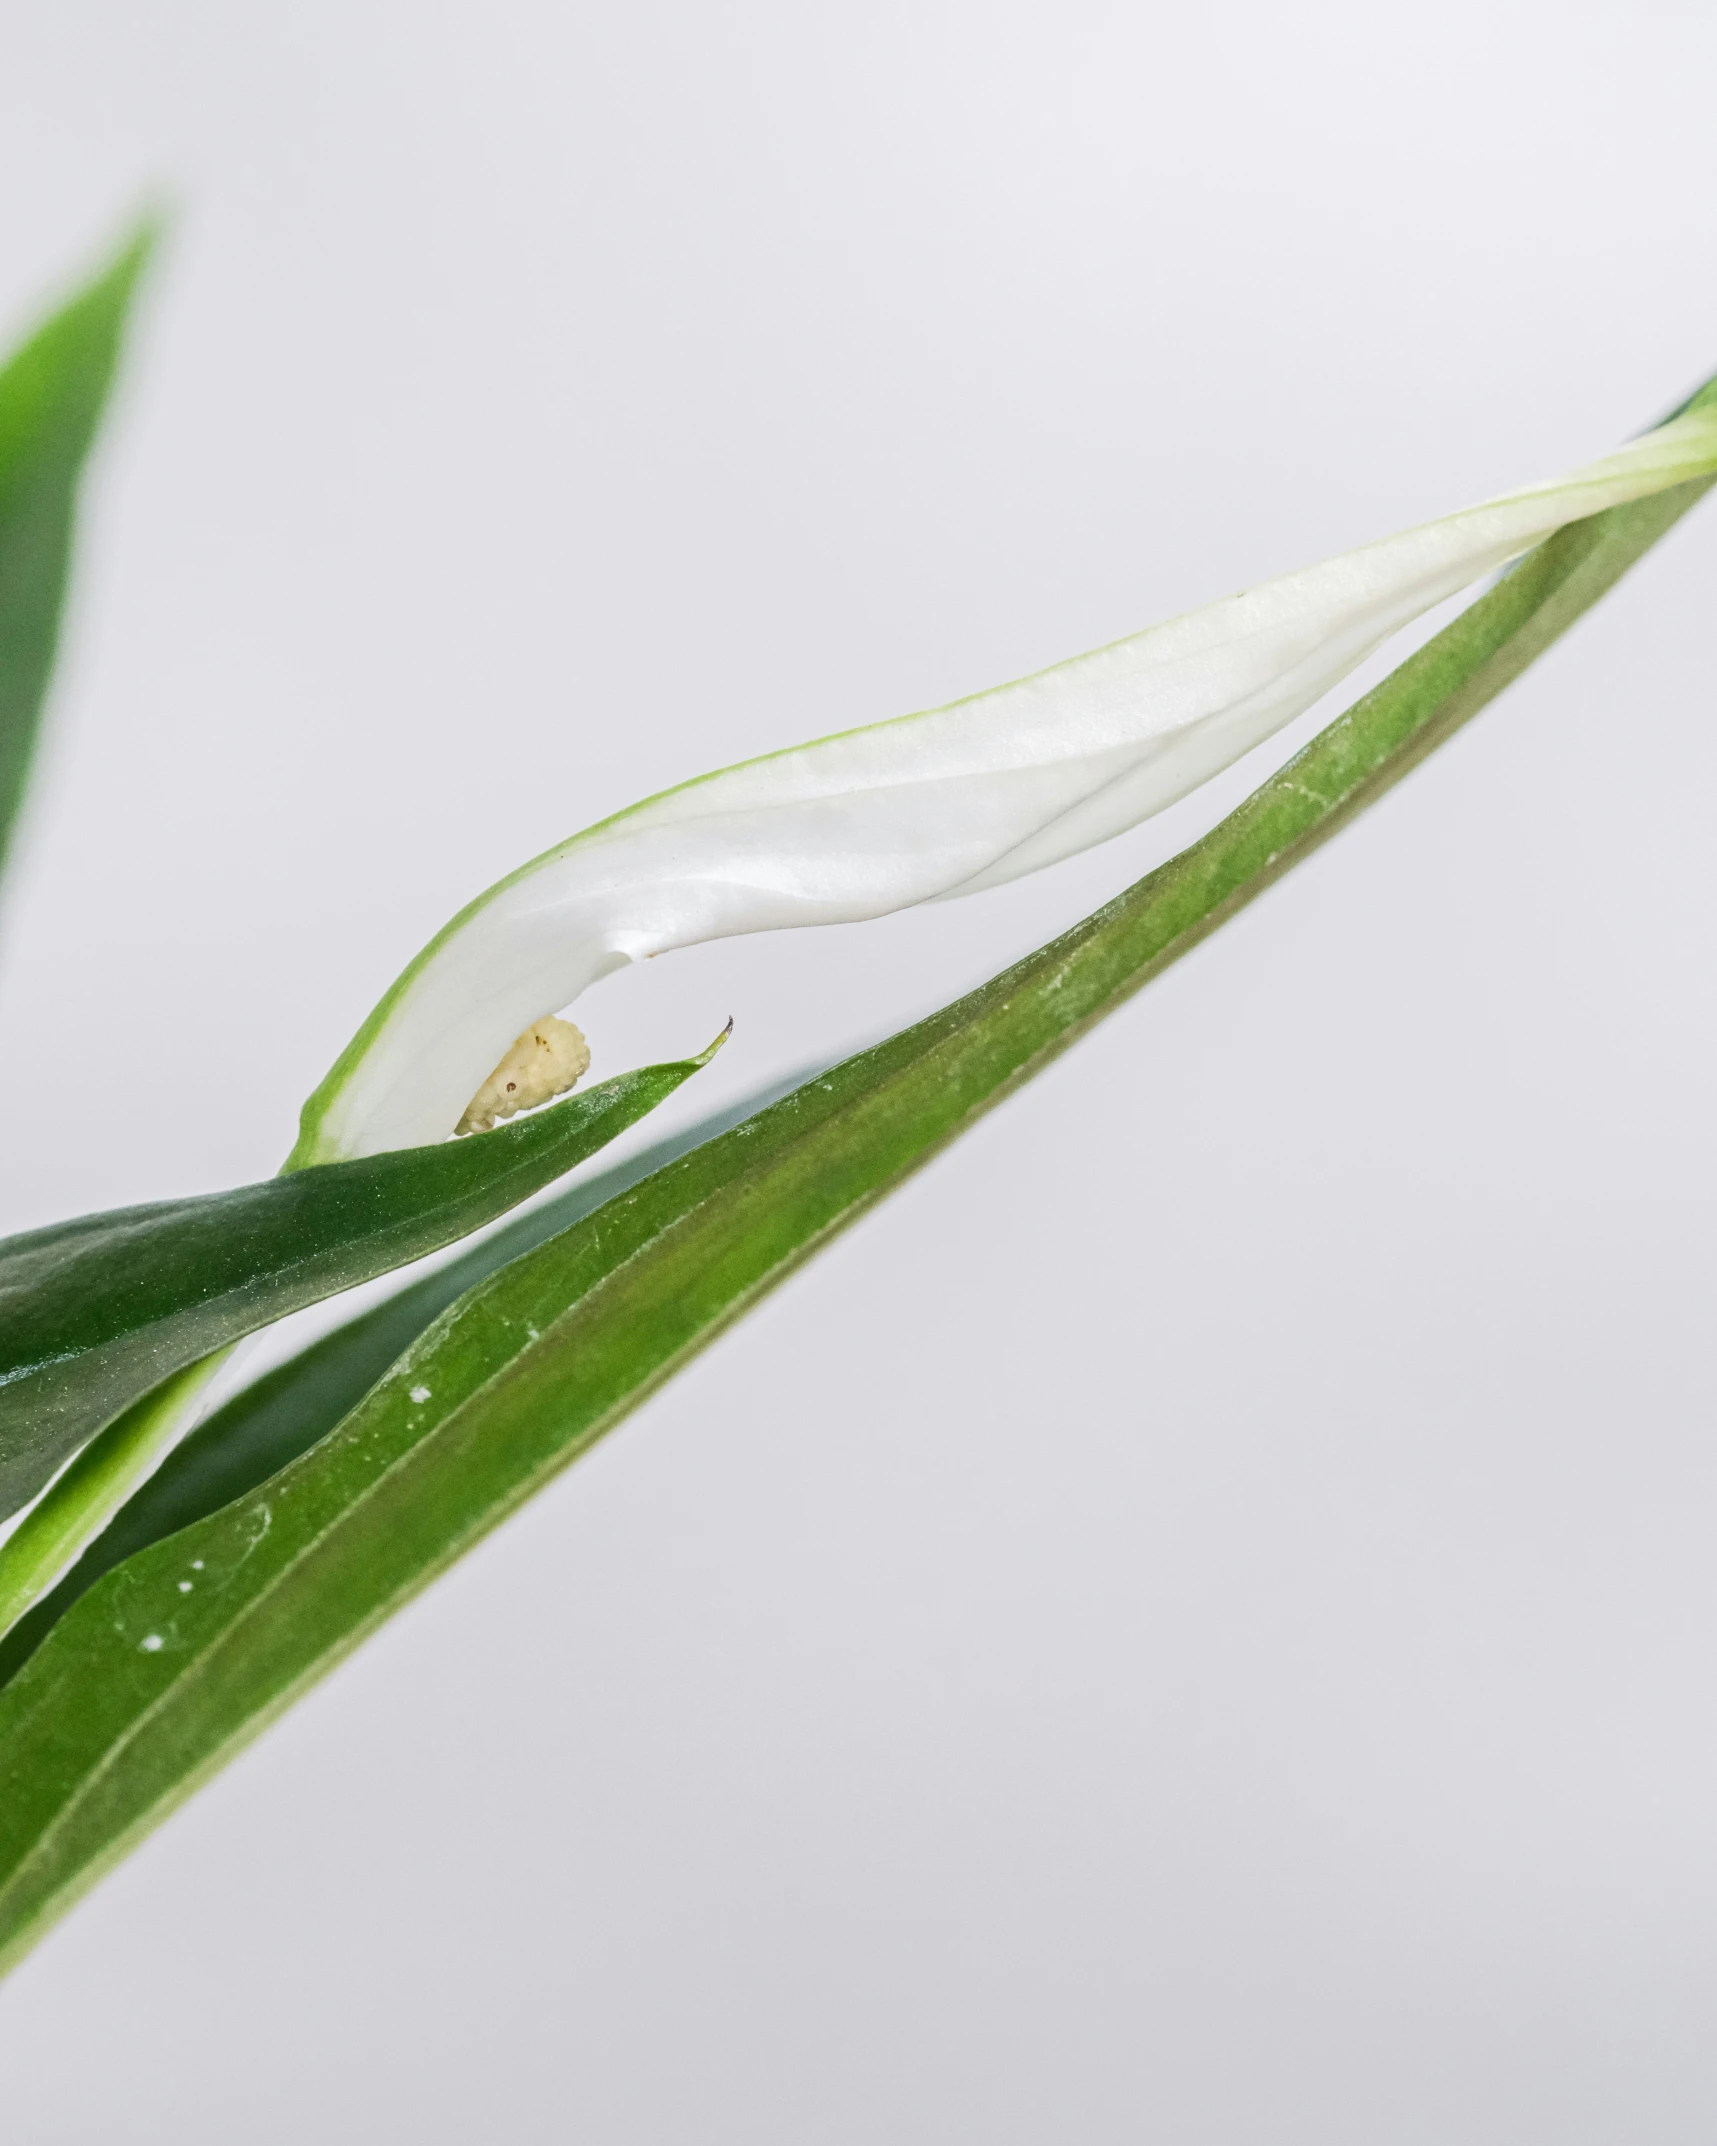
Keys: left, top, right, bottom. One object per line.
{"left": 291, "top": 409, "right": 1717, "bottom": 1166}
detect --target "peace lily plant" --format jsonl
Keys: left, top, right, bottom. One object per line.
{"left": 0, "top": 219, "right": 1712, "bottom": 1975}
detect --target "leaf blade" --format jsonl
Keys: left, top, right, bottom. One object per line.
{"left": 0, "top": 223, "right": 153, "bottom": 889}
{"left": 0, "top": 1072, "right": 809, "bottom": 1688}
{"left": 0, "top": 1050, "right": 716, "bottom": 1523}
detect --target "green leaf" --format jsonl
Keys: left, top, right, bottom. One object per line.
{"left": 0, "top": 1071, "right": 806, "bottom": 1690}
{"left": 0, "top": 376, "right": 1710, "bottom": 1979}
{"left": 0, "top": 222, "right": 153, "bottom": 890}
{"left": 0, "top": 1046, "right": 720, "bottom": 1526}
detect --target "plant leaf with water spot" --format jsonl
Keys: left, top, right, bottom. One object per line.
{"left": 0, "top": 1049, "right": 719, "bottom": 1525}
{"left": 0, "top": 382, "right": 1710, "bottom": 1974}
{"left": 0, "top": 1073, "right": 808, "bottom": 1690}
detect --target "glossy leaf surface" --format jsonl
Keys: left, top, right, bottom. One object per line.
{"left": 0, "top": 1076, "right": 804, "bottom": 1688}
{"left": 1, "top": 387, "right": 1709, "bottom": 1973}
{"left": 0, "top": 1050, "right": 716, "bottom": 1523}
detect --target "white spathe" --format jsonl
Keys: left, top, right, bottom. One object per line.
{"left": 293, "top": 409, "right": 1717, "bottom": 1165}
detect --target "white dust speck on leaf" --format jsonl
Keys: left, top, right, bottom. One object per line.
{"left": 409, "top": 1385, "right": 432, "bottom": 1404}
{"left": 139, "top": 1634, "right": 164, "bottom": 1653}
{"left": 177, "top": 1580, "right": 193, "bottom": 1593}
{"left": 191, "top": 1560, "right": 204, "bottom": 1571}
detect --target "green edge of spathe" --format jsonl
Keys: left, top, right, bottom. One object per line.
{"left": 0, "top": 368, "right": 1711, "bottom": 1980}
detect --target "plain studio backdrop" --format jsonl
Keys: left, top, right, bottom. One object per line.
{"left": 1, "top": 1, "right": 1715, "bottom": 2138}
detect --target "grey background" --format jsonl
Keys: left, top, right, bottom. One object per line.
{"left": 0, "top": 1, "right": 1714, "bottom": 2137}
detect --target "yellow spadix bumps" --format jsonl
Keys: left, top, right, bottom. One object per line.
{"left": 454, "top": 1016, "right": 591, "bottom": 1136}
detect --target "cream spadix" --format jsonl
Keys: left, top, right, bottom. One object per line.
{"left": 291, "top": 408, "right": 1717, "bottom": 1166}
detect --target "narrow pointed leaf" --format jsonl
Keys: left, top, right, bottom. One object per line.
{"left": 1, "top": 391, "right": 1710, "bottom": 1975}
{"left": 291, "top": 406, "right": 1717, "bottom": 1165}
{"left": 0, "top": 224, "right": 153, "bottom": 888}
{"left": 0, "top": 1050, "right": 717, "bottom": 1524}
{"left": 0, "top": 1075, "right": 809, "bottom": 1689}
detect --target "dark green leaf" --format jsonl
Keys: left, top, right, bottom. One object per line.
{"left": 0, "top": 1047, "right": 718, "bottom": 1523}
{"left": 0, "top": 376, "right": 1710, "bottom": 1978}
{"left": 0, "top": 1067, "right": 809, "bottom": 1689}
{"left": 0, "top": 223, "right": 153, "bottom": 890}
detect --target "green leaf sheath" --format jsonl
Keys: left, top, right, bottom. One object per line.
{"left": 0, "top": 383, "right": 1711, "bottom": 1974}
{"left": 0, "top": 1053, "right": 716, "bottom": 1526}
{"left": 0, "top": 225, "right": 153, "bottom": 888}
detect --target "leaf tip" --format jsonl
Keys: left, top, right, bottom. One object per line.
{"left": 694, "top": 1018, "right": 735, "bottom": 1068}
